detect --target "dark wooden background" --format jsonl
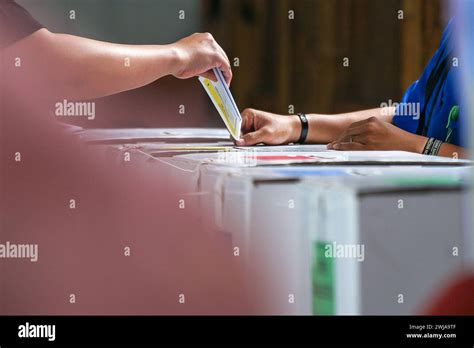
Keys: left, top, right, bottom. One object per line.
{"left": 203, "top": 0, "right": 445, "bottom": 115}
{"left": 50, "top": 0, "right": 447, "bottom": 128}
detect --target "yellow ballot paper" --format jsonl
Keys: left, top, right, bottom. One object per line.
{"left": 199, "top": 68, "right": 242, "bottom": 140}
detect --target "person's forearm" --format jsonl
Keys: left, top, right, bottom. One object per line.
{"left": 50, "top": 32, "right": 181, "bottom": 99}
{"left": 6, "top": 29, "right": 182, "bottom": 100}
{"left": 289, "top": 107, "right": 395, "bottom": 144}
{"left": 392, "top": 132, "right": 467, "bottom": 159}
{"left": 432, "top": 142, "right": 467, "bottom": 159}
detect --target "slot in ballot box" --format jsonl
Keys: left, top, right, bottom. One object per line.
{"left": 79, "top": 128, "right": 231, "bottom": 144}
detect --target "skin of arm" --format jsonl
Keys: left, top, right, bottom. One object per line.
{"left": 237, "top": 107, "right": 467, "bottom": 158}
{"left": 237, "top": 107, "right": 395, "bottom": 146}
{"left": 4, "top": 29, "right": 232, "bottom": 100}
{"left": 297, "top": 107, "right": 395, "bottom": 144}
{"left": 327, "top": 115, "right": 466, "bottom": 158}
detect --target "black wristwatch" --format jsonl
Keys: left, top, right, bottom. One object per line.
{"left": 297, "top": 113, "right": 309, "bottom": 144}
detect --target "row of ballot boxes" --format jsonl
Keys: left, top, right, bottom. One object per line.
{"left": 79, "top": 128, "right": 473, "bottom": 315}
{"left": 180, "top": 163, "right": 468, "bottom": 315}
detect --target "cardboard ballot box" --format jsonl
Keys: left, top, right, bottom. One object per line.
{"left": 80, "top": 129, "right": 472, "bottom": 315}
{"left": 165, "top": 147, "right": 470, "bottom": 237}
{"left": 197, "top": 165, "right": 470, "bottom": 315}
{"left": 155, "top": 149, "right": 471, "bottom": 315}
{"left": 305, "top": 174, "right": 469, "bottom": 315}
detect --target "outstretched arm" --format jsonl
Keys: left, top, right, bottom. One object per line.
{"left": 236, "top": 107, "right": 395, "bottom": 146}
{"left": 4, "top": 29, "right": 232, "bottom": 100}
{"left": 237, "top": 108, "right": 466, "bottom": 158}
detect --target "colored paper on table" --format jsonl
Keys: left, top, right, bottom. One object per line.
{"left": 199, "top": 68, "right": 242, "bottom": 140}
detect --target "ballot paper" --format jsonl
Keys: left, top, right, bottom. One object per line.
{"left": 199, "top": 68, "right": 242, "bottom": 140}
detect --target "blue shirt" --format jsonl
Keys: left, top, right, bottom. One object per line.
{"left": 393, "top": 19, "right": 462, "bottom": 146}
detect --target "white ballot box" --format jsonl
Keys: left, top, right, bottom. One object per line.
{"left": 165, "top": 148, "right": 470, "bottom": 242}
{"left": 203, "top": 165, "right": 470, "bottom": 315}
{"left": 80, "top": 130, "right": 472, "bottom": 315}
{"left": 305, "top": 174, "right": 470, "bottom": 315}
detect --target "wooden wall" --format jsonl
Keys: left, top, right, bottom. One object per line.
{"left": 202, "top": 0, "right": 446, "bottom": 115}
{"left": 400, "top": 0, "right": 444, "bottom": 92}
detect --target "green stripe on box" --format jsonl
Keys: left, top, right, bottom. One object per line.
{"left": 312, "top": 241, "right": 335, "bottom": 315}
{"left": 386, "top": 176, "right": 461, "bottom": 187}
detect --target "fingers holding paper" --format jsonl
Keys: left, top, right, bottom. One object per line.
{"left": 236, "top": 109, "right": 301, "bottom": 146}
{"left": 171, "top": 32, "right": 232, "bottom": 85}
